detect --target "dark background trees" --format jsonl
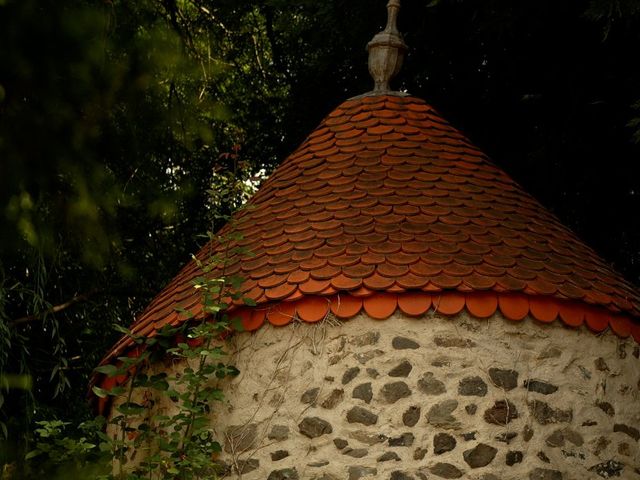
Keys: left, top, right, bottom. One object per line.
{"left": 1, "top": 0, "right": 639, "bottom": 472}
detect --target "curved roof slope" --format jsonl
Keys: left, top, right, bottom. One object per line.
{"left": 106, "top": 94, "right": 640, "bottom": 361}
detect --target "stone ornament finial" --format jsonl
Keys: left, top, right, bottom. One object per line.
{"left": 367, "top": 0, "right": 408, "bottom": 92}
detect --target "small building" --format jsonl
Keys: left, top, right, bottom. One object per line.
{"left": 96, "top": 2, "right": 640, "bottom": 478}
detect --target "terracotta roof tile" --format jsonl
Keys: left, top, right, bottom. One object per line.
{"left": 100, "top": 94, "right": 640, "bottom": 365}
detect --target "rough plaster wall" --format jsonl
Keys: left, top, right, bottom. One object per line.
{"left": 120, "top": 312, "right": 640, "bottom": 479}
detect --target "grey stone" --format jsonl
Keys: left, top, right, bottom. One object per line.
{"left": 389, "top": 360, "right": 413, "bottom": 377}
{"left": 463, "top": 443, "right": 498, "bottom": 468}
{"left": 618, "top": 442, "right": 631, "bottom": 456}
{"left": 489, "top": 368, "right": 518, "bottom": 391}
{"left": 523, "top": 425, "right": 534, "bottom": 441}
{"left": 431, "top": 356, "right": 451, "bottom": 367}
{"left": 389, "top": 432, "right": 414, "bottom": 447}
{"left": 237, "top": 459, "right": 259, "bottom": 474}
{"left": 298, "top": 417, "right": 333, "bottom": 438}
{"left": 462, "top": 432, "right": 476, "bottom": 441}
{"left": 434, "top": 336, "right": 476, "bottom": 348}
{"left": 366, "top": 368, "right": 380, "bottom": 378}
{"left": 324, "top": 376, "right": 334, "bottom": 382}
{"left": 342, "top": 367, "right": 361, "bottom": 385}
{"left": 593, "top": 436, "right": 611, "bottom": 456}
{"left": 484, "top": 400, "right": 518, "bottom": 425}
{"left": 524, "top": 379, "right": 558, "bottom": 395}
{"left": 430, "top": 462, "right": 464, "bottom": 478}
{"left": 529, "top": 468, "right": 562, "bottom": 480}
{"left": 579, "top": 365, "right": 592, "bottom": 379}
{"left": 528, "top": 400, "right": 572, "bottom": 425}
{"left": 334, "top": 438, "right": 348, "bottom": 449}
{"left": 496, "top": 432, "right": 517, "bottom": 443}
{"left": 308, "top": 461, "right": 330, "bottom": 468}
{"left": 349, "top": 430, "right": 386, "bottom": 445}
{"left": 268, "top": 425, "right": 290, "bottom": 441}
{"left": 378, "top": 451, "right": 401, "bottom": 462}
{"left": 381, "top": 381, "right": 412, "bottom": 403}
{"left": 224, "top": 423, "right": 258, "bottom": 453}
{"left": 427, "top": 399, "right": 460, "bottom": 429}
{"left": 458, "top": 376, "right": 487, "bottom": 396}
{"left": 343, "top": 448, "right": 368, "bottom": 458}
{"left": 546, "top": 430, "right": 564, "bottom": 447}
{"left": 418, "top": 372, "right": 446, "bottom": 395}
{"left": 403, "top": 406, "right": 421, "bottom": 427}
{"left": 393, "top": 336, "right": 419, "bottom": 349}
{"left": 352, "top": 382, "right": 373, "bottom": 403}
{"left": 329, "top": 354, "right": 346, "bottom": 365}
{"left": 564, "top": 428, "right": 584, "bottom": 446}
{"left": 346, "top": 406, "right": 378, "bottom": 426}
{"left": 268, "top": 468, "right": 299, "bottom": 480}
{"left": 321, "top": 389, "right": 344, "bottom": 409}
{"left": 433, "top": 432, "right": 456, "bottom": 454}
{"left": 594, "top": 357, "right": 609, "bottom": 372}
{"left": 589, "top": 460, "right": 624, "bottom": 478}
{"left": 350, "top": 331, "right": 380, "bottom": 346}
{"left": 506, "top": 450, "right": 523, "bottom": 466}
{"left": 614, "top": 423, "right": 640, "bottom": 441}
{"left": 537, "top": 451, "right": 551, "bottom": 463}
{"left": 597, "top": 401, "right": 615, "bottom": 416}
{"left": 271, "top": 450, "right": 290, "bottom": 461}
{"left": 390, "top": 472, "right": 414, "bottom": 480}
{"left": 413, "top": 447, "right": 428, "bottom": 460}
{"left": 354, "top": 349, "right": 384, "bottom": 364}
{"left": 301, "top": 387, "right": 320, "bottom": 404}
{"left": 538, "top": 346, "right": 562, "bottom": 359}
{"left": 465, "top": 404, "right": 477, "bottom": 415}
{"left": 348, "top": 466, "right": 377, "bottom": 479}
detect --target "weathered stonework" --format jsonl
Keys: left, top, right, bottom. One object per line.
{"left": 113, "top": 311, "right": 640, "bottom": 479}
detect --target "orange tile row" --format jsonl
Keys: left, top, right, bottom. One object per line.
{"left": 100, "top": 93, "right": 640, "bottom": 367}
{"left": 230, "top": 292, "right": 639, "bottom": 341}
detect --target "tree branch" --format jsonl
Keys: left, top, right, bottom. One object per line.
{"left": 10, "top": 292, "right": 92, "bottom": 327}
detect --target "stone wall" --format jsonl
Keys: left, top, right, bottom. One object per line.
{"left": 124, "top": 310, "right": 640, "bottom": 479}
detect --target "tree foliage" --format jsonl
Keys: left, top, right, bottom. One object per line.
{"left": 1, "top": 0, "right": 639, "bottom": 475}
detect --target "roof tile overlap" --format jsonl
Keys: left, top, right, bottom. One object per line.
{"left": 103, "top": 94, "right": 640, "bottom": 363}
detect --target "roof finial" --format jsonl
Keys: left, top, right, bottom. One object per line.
{"left": 367, "top": 0, "right": 408, "bottom": 93}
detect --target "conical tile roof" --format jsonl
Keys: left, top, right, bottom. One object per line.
{"left": 104, "top": 93, "right": 640, "bottom": 364}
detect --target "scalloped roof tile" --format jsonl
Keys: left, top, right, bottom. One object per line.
{"left": 103, "top": 94, "right": 640, "bottom": 363}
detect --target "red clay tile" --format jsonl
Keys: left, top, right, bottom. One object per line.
{"left": 265, "top": 282, "right": 298, "bottom": 301}
{"left": 299, "top": 278, "right": 332, "bottom": 294}
{"left": 296, "top": 296, "right": 330, "bottom": 322}
{"left": 363, "top": 272, "right": 396, "bottom": 290}
{"left": 432, "top": 274, "right": 463, "bottom": 289}
{"left": 238, "top": 308, "right": 265, "bottom": 331}
{"left": 433, "top": 292, "right": 466, "bottom": 315}
{"left": 266, "top": 302, "right": 297, "bottom": 326}
{"left": 363, "top": 293, "right": 397, "bottom": 319}
{"left": 466, "top": 292, "right": 498, "bottom": 318}
{"left": 529, "top": 297, "right": 559, "bottom": 323}
{"left": 498, "top": 293, "right": 529, "bottom": 321}
{"left": 398, "top": 292, "right": 431, "bottom": 316}
{"left": 610, "top": 315, "right": 632, "bottom": 338}
{"left": 330, "top": 295, "right": 363, "bottom": 318}
{"left": 585, "top": 309, "right": 610, "bottom": 333}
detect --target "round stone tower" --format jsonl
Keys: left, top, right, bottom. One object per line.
{"left": 96, "top": 2, "right": 640, "bottom": 479}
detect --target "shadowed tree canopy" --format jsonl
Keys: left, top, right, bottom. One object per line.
{"left": 0, "top": 0, "right": 639, "bottom": 471}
